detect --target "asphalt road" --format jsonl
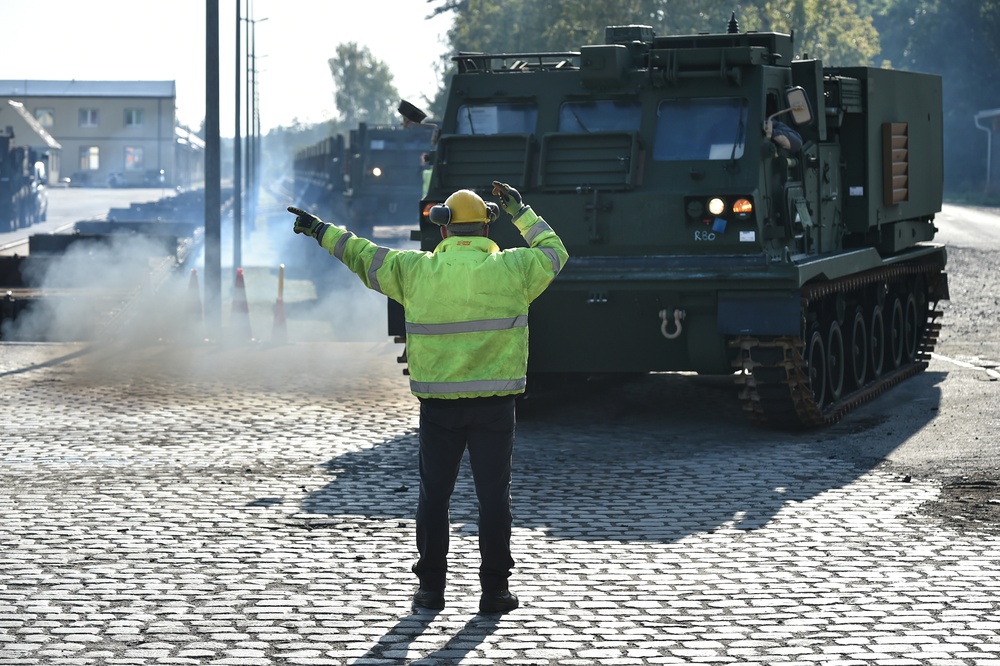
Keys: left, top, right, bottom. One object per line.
{"left": 0, "top": 186, "right": 181, "bottom": 257}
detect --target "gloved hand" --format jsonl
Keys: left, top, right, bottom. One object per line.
{"left": 492, "top": 181, "right": 524, "bottom": 218}
{"left": 288, "top": 206, "right": 328, "bottom": 241}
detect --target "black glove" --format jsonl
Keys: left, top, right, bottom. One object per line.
{"left": 288, "top": 206, "right": 329, "bottom": 242}
{"left": 492, "top": 181, "right": 524, "bottom": 217}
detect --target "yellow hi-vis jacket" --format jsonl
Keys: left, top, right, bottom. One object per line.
{"left": 319, "top": 207, "right": 569, "bottom": 399}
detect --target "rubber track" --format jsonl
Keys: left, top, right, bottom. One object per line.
{"left": 731, "top": 262, "right": 945, "bottom": 429}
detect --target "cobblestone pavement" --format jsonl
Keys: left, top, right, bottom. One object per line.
{"left": 1, "top": 341, "right": 998, "bottom": 666}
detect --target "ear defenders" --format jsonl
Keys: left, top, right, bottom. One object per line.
{"left": 428, "top": 190, "right": 499, "bottom": 226}
{"left": 428, "top": 203, "right": 453, "bottom": 226}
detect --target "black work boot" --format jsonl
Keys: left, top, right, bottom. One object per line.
{"left": 412, "top": 588, "right": 446, "bottom": 610}
{"left": 479, "top": 589, "right": 519, "bottom": 614}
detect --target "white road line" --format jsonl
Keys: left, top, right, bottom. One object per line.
{"left": 931, "top": 352, "right": 1000, "bottom": 379}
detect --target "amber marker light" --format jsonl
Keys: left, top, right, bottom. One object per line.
{"left": 732, "top": 198, "right": 753, "bottom": 215}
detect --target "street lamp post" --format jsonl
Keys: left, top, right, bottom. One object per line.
{"left": 244, "top": 10, "right": 267, "bottom": 240}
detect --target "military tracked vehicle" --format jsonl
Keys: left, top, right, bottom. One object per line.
{"left": 292, "top": 122, "right": 431, "bottom": 240}
{"left": 397, "top": 15, "right": 949, "bottom": 428}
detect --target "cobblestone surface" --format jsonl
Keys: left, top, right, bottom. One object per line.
{"left": 1, "top": 341, "right": 998, "bottom": 665}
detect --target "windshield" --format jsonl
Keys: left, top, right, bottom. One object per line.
{"left": 558, "top": 100, "right": 642, "bottom": 133}
{"left": 653, "top": 97, "right": 749, "bottom": 161}
{"left": 456, "top": 103, "right": 537, "bottom": 135}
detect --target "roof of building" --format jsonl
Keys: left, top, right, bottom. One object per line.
{"left": 0, "top": 80, "right": 176, "bottom": 99}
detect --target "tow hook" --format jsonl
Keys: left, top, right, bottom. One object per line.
{"left": 659, "top": 308, "right": 686, "bottom": 340}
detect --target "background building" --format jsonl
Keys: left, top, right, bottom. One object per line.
{"left": 0, "top": 79, "right": 203, "bottom": 188}
{"left": 1, "top": 99, "right": 62, "bottom": 183}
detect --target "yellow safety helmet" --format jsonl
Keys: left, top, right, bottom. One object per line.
{"left": 429, "top": 189, "right": 499, "bottom": 225}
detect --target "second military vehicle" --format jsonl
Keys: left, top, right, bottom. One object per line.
{"left": 292, "top": 122, "right": 432, "bottom": 241}
{"left": 398, "top": 15, "right": 949, "bottom": 428}
{"left": 1, "top": 128, "right": 46, "bottom": 231}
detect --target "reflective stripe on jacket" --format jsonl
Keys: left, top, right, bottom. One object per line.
{"left": 320, "top": 206, "right": 568, "bottom": 399}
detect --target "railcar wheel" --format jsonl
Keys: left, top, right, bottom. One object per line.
{"left": 889, "top": 296, "right": 905, "bottom": 369}
{"left": 848, "top": 307, "right": 868, "bottom": 389}
{"left": 903, "top": 293, "right": 920, "bottom": 363}
{"left": 806, "top": 326, "right": 827, "bottom": 407}
{"left": 869, "top": 305, "right": 885, "bottom": 380}
{"left": 826, "top": 320, "right": 845, "bottom": 401}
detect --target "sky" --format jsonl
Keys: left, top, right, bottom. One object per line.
{"left": 0, "top": 0, "right": 453, "bottom": 135}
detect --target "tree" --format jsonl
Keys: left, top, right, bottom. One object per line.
{"left": 874, "top": 0, "right": 1000, "bottom": 194}
{"left": 433, "top": 0, "right": 879, "bottom": 66}
{"left": 328, "top": 43, "right": 401, "bottom": 127}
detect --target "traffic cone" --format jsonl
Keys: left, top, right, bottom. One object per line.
{"left": 272, "top": 263, "right": 288, "bottom": 343}
{"left": 231, "top": 267, "right": 253, "bottom": 342}
{"left": 186, "top": 268, "right": 204, "bottom": 341}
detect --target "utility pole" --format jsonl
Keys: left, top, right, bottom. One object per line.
{"left": 234, "top": 0, "right": 242, "bottom": 270}
{"left": 204, "top": 0, "right": 222, "bottom": 331}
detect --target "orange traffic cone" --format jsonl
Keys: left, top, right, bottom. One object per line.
{"left": 186, "top": 268, "right": 204, "bottom": 341}
{"left": 231, "top": 267, "right": 253, "bottom": 342}
{"left": 272, "top": 263, "right": 287, "bottom": 343}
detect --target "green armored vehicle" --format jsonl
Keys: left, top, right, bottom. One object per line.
{"left": 397, "top": 15, "right": 949, "bottom": 428}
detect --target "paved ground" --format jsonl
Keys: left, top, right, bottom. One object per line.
{"left": 1, "top": 337, "right": 999, "bottom": 666}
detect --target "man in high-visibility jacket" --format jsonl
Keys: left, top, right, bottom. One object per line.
{"left": 288, "top": 181, "right": 568, "bottom": 614}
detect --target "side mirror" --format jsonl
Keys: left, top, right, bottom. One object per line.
{"left": 398, "top": 100, "right": 428, "bottom": 126}
{"left": 784, "top": 86, "right": 813, "bottom": 126}
{"left": 33, "top": 161, "right": 48, "bottom": 185}
{"left": 398, "top": 99, "right": 440, "bottom": 147}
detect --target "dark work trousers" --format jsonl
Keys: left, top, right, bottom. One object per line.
{"left": 413, "top": 395, "right": 516, "bottom": 594}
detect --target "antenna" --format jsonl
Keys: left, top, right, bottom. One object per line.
{"left": 727, "top": 11, "right": 740, "bottom": 34}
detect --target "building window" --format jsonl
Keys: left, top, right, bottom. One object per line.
{"left": 34, "top": 108, "right": 55, "bottom": 128}
{"left": 79, "top": 108, "right": 99, "bottom": 127}
{"left": 80, "top": 146, "right": 100, "bottom": 171}
{"left": 125, "top": 109, "right": 144, "bottom": 127}
{"left": 125, "top": 147, "right": 144, "bottom": 170}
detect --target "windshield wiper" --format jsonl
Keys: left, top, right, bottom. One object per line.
{"left": 729, "top": 110, "right": 746, "bottom": 164}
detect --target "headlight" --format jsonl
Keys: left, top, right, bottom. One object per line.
{"left": 707, "top": 197, "right": 726, "bottom": 216}
{"left": 371, "top": 167, "right": 383, "bottom": 177}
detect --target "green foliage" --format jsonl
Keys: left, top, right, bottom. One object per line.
{"left": 328, "top": 42, "right": 401, "bottom": 127}
{"left": 434, "top": 0, "right": 879, "bottom": 65}
{"left": 873, "top": 0, "right": 1000, "bottom": 194}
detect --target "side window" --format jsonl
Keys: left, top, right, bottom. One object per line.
{"left": 34, "top": 108, "right": 55, "bottom": 128}
{"left": 79, "top": 146, "right": 100, "bottom": 170}
{"left": 557, "top": 100, "right": 642, "bottom": 133}
{"left": 79, "top": 109, "right": 99, "bottom": 128}
{"left": 653, "top": 97, "right": 749, "bottom": 161}
{"left": 125, "top": 147, "right": 144, "bottom": 170}
{"left": 456, "top": 103, "right": 537, "bottom": 135}
{"left": 125, "top": 109, "right": 144, "bottom": 128}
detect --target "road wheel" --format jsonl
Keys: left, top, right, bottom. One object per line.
{"left": 848, "top": 306, "right": 868, "bottom": 390}
{"left": 826, "top": 320, "right": 845, "bottom": 402}
{"left": 869, "top": 305, "right": 885, "bottom": 380}
{"left": 806, "top": 325, "right": 827, "bottom": 407}
{"left": 903, "top": 293, "right": 920, "bottom": 363}
{"left": 889, "top": 296, "right": 905, "bottom": 369}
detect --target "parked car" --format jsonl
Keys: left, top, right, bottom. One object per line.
{"left": 107, "top": 171, "right": 127, "bottom": 188}
{"left": 143, "top": 169, "right": 166, "bottom": 186}
{"left": 66, "top": 171, "right": 92, "bottom": 187}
